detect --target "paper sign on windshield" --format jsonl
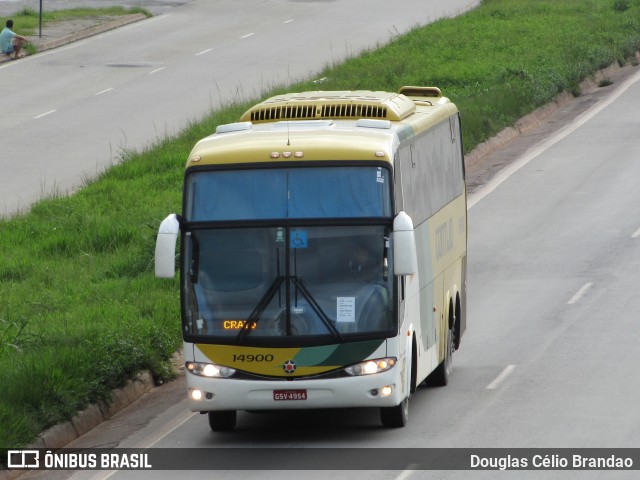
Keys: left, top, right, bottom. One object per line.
{"left": 337, "top": 297, "right": 355, "bottom": 323}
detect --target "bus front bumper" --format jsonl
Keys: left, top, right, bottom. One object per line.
{"left": 186, "top": 367, "right": 406, "bottom": 412}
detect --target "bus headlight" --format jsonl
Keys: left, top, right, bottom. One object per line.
{"left": 186, "top": 361, "right": 236, "bottom": 378}
{"left": 344, "top": 357, "right": 396, "bottom": 376}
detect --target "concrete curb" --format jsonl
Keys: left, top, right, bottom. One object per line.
{"left": 45, "top": 371, "right": 155, "bottom": 448}
{"left": 0, "top": 371, "right": 154, "bottom": 480}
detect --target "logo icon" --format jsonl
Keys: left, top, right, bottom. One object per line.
{"left": 8, "top": 450, "right": 39, "bottom": 469}
{"left": 282, "top": 360, "right": 296, "bottom": 374}
{"left": 289, "top": 231, "right": 308, "bottom": 249}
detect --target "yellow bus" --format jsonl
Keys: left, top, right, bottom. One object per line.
{"left": 155, "top": 86, "right": 467, "bottom": 430}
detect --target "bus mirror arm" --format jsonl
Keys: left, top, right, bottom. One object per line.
{"left": 155, "top": 213, "right": 181, "bottom": 278}
{"left": 392, "top": 211, "right": 418, "bottom": 276}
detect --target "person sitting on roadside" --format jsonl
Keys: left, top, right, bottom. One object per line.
{"left": 1, "top": 19, "right": 28, "bottom": 60}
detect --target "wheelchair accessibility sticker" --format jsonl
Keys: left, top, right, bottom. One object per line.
{"left": 290, "top": 231, "right": 308, "bottom": 248}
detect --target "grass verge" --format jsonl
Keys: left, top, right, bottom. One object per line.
{"left": 1, "top": 0, "right": 639, "bottom": 448}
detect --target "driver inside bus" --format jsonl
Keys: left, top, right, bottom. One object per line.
{"left": 348, "top": 244, "right": 381, "bottom": 282}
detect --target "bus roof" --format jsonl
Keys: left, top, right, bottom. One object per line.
{"left": 186, "top": 87, "right": 458, "bottom": 168}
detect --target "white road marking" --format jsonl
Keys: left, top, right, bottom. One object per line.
{"left": 82, "top": 409, "right": 196, "bottom": 480}
{"left": 487, "top": 365, "right": 516, "bottom": 390}
{"left": 240, "top": 33, "right": 255, "bottom": 39}
{"left": 394, "top": 467, "right": 418, "bottom": 480}
{"left": 137, "top": 410, "right": 196, "bottom": 449}
{"left": 149, "top": 67, "right": 166, "bottom": 75}
{"left": 567, "top": 282, "right": 594, "bottom": 305}
{"left": 632, "top": 227, "right": 640, "bottom": 238}
{"left": 284, "top": 19, "right": 294, "bottom": 24}
{"left": 34, "top": 110, "right": 56, "bottom": 119}
{"left": 195, "top": 48, "right": 212, "bottom": 56}
{"left": 94, "top": 88, "right": 113, "bottom": 96}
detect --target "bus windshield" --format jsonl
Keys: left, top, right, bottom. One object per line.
{"left": 184, "top": 166, "right": 392, "bottom": 221}
{"left": 182, "top": 224, "right": 394, "bottom": 343}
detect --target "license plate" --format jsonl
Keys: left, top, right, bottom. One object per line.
{"left": 273, "top": 389, "right": 307, "bottom": 401}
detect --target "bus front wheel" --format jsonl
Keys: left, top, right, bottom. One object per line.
{"left": 380, "top": 396, "right": 409, "bottom": 428}
{"left": 208, "top": 410, "right": 237, "bottom": 432}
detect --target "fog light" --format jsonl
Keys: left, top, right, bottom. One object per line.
{"left": 380, "top": 386, "right": 393, "bottom": 397}
{"left": 191, "top": 389, "right": 203, "bottom": 401}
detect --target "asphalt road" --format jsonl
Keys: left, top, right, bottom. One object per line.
{"left": 0, "top": 0, "right": 478, "bottom": 216}
{"left": 0, "top": 0, "right": 189, "bottom": 17}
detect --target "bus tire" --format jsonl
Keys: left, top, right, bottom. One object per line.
{"left": 454, "top": 294, "right": 463, "bottom": 350}
{"left": 208, "top": 410, "right": 237, "bottom": 432}
{"left": 428, "top": 326, "right": 454, "bottom": 387}
{"left": 380, "top": 396, "right": 409, "bottom": 428}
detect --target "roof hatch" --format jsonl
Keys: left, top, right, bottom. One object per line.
{"left": 241, "top": 90, "right": 417, "bottom": 123}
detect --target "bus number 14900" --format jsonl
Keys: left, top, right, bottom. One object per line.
{"left": 232, "top": 354, "right": 274, "bottom": 363}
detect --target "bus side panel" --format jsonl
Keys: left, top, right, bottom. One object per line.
{"left": 412, "top": 214, "right": 445, "bottom": 385}
{"left": 395, "top": 113, "right": 467, "bottom": 381}
{"left": 430, "top": 195, "right": 467, "bottom": 361}
{"left": 399, "top": 263, "right": 424, "bottom": 384}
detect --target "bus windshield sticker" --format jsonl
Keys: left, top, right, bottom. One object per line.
{"left": 290, "top": 231, "right": 308, "bottom": 249}
{"left": 337, "top": 297, "right": 356, "bottom": 323}
{"left": 377, "top": 168, "right": 384, "bottom": 184}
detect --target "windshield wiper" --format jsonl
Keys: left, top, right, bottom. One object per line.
{"left": 291, "top": 277, "right": 342, "bottom": 342}
{"left": 236, "top": 276, "right": 285, "bottom": 344}
{"left": 236, "top": 276, "right": 342, "bottom": 343}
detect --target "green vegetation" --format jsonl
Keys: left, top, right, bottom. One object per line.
{"left": 10, "top": 5, "right": 151, "bottom": 25}
{"left": 1, "top": 0, "right": 639, "bottom": 448}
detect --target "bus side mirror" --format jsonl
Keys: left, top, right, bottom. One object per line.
{"left": 155, "top": 214, "right": 180, "bottom": 278}
{"left": 392, "top": 211, "right": 418, "bottom": 276}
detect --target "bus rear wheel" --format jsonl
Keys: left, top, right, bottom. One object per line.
{"left": 380, "top": 396, "right": 409, "bottom": 428}
{"left": 208, "top": 410, "right": 237, "bottom": 432}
